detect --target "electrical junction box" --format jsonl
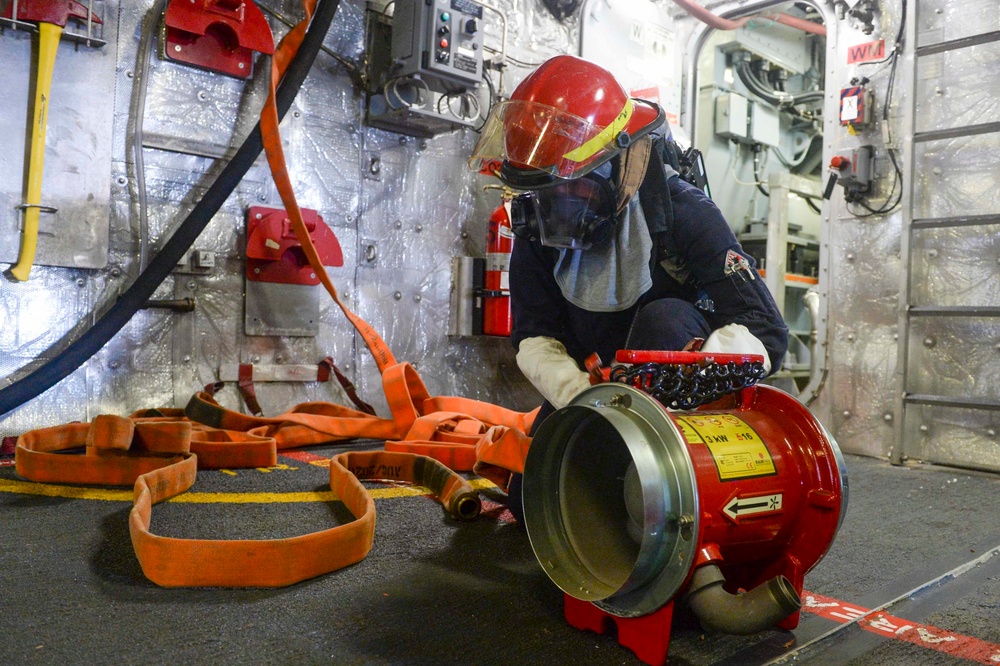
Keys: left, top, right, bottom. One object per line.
{"left": 750, "top": 102, "right": 781, "bottom": 147}
{"left": 840, "top": 85, "right": 872, "bottom": 128}
{"left": 391, "top": 0, "right": 485, "bottom": 87}
{"left": 715, "top": 92, "right": 749, "bottom": 142}
{"left": 832, "top": 145, "right": 873, "bottom": 193}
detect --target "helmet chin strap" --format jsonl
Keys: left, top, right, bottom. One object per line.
{"left": 614, "top": 136, "right": 653, "bottom": 216}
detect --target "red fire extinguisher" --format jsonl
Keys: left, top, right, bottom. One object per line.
{"left": 483, "top": 193, "right": 514, "bottom": 336}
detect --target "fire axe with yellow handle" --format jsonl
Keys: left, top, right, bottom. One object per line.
{"left": 1, "top": 0, "right": 102, "bottom": 281}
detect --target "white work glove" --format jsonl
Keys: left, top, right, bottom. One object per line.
{"left": 701, "top": 324, "right": 772, "bottom": 374}
{"left": 516, "top": 336, "right": 593, "bottom": 410}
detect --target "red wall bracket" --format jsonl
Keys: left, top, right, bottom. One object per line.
{"left": 163, "top": 0, "right": 274, "bottom": 79}
{"left": 246, "top": 206, "right": 343, "bottom": 286}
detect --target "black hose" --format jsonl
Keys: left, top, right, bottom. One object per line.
{"left": 0, "top": 0, "right": 342, "bottom": 418}
{"left": 736, "top": 60, "right": 824, "bottom": 107}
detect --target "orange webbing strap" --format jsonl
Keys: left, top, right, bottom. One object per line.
{"left": 338, "top": 450, "right": 481, "bottom": 521}
{"left": 384, "top": 412, "right": 485, "bottom": 471}
{"left": 184, "top": 391, "right": 401, "bottom": 446}
{"left": 259, "top": 0, "right": 396, "bottom": 376}
{"left": 129, "top": 449, "right": 478, "bottom": 587}
{"left": 15, "top": 415, "right": 192, "bottom": 486}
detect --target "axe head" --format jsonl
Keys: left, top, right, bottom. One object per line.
{"left": 1, "top": 0, "right": 103, "bottom": 26}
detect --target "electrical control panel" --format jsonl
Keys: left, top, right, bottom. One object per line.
{"left": 391, "top": 0, "right": 485, "bottom": 87}
{"left": 365, "top": 0, "right": 484, "bottom": 137}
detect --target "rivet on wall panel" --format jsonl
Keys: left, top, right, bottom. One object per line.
{"left": 846, "top": 253, "right": 855, "bottom": 262}
{"left": 197, "top": 90, "right": 207, "bottom": 101}
{"left": 110, "top": 267, "right": 121, "bottom": 278}
{"left": 109, "top": 360, "right": 121, "bottom": 370}
{"left": 987, "top": 429, "right": 996, "bottom": 438}
{"left": 414, "top": 224, "right": 423, "bottom": 233}
{"left": 842, "top": 410, "right": 851, "bottom": 418}
{"left": 927, "top": 249, "right": 937, "bottom": 258}
{"left": 413, "top": 294, "right": 421, "bottom": 303}
{"left": 883, "top": 413, "right": 893, "bottom": 423}
{"left": 393, "top": 291, "right": 402, "bottom": 300}
{"left": 923, "top": 337, "right": 935, "bottom": 348}
{"left": 117, "top": 176, "right": 128, "bottom": 186}
{"left": 76, "top": 278, "right": 86, "bottom": 287}
{"left": 399, "top": 137, "right": 408, "bottom": 145}
{"left": 919, "top": 424, "right": 929, "bottom": 433}
{"left": 846, "top": 333, "right": 855, "bottom": 342}
{"left": 395, "top": 220, "right": 402, "bottom": 229}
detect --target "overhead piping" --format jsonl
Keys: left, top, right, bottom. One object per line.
{"left": 670, "top": 0, "right": 827, "bottom": 36}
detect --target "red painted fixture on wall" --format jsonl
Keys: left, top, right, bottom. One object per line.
{"left": 163, "top": 0, "right": 274, "bottom": 78}
{"left": 246, "top": 206, "right": 343, "bottom": 285}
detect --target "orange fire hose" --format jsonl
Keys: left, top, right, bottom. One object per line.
{"left": 12, "top": 0, "right": 536, "bottom": 587}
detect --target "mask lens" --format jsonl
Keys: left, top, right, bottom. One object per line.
{"left": 534, "top": 176, "right": 615, "bottom": 250}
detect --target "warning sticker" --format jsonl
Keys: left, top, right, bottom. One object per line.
{"left": 674, "top": 414, "right": 776, "bottom": 481}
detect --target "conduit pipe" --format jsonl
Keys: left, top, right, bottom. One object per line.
{"left": 670, "top": 0, "right": 827, "bottom": 37}
{"left": 0, "top": 0, "right": 342, "bottom": 417}
{"left": 685, "top": 564, "right": 802, "bottom": 634}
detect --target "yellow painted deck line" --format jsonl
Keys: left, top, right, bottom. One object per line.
{"left": 0, "top": 476, "right": 497, "bottom": 503}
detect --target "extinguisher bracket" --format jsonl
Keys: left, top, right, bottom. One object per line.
{"left": 163, "top": 0, "right": 275, "bottom": 79}
{"left": 243, "top": 206, "right": 344, "bottom": 338}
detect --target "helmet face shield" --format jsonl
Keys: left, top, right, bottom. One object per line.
{"left": 469, "top": 99, "right": 629, "bottom": 182}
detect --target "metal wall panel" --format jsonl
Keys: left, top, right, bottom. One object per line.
{"left": 0, "top": 0, "right": 117, "bottom": 270}
{"left": 0, "top": 0, "right": 564, "bottom": 434}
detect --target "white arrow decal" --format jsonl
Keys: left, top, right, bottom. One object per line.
{"left": 723, "top": 493, "right": 783, "bottom": 522}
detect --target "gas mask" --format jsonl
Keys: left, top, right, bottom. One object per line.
{"left": 509, "top": 168, "right": 618, "bottom": 250}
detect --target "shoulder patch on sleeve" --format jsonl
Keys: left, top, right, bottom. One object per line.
{"left": 723, "top": 249, "right": 757, "bottom": 282}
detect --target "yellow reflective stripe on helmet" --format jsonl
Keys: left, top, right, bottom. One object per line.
{"left": 561, "top": 99, "right": 634, "bottom": 163}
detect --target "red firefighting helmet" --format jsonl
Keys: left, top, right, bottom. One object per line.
{"left": 469, "top": 55, "right": 665, "bottom": 188}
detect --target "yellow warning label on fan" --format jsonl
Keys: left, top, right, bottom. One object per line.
{"left": 674, "top": 414, "right": 776, "bottom": 481}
